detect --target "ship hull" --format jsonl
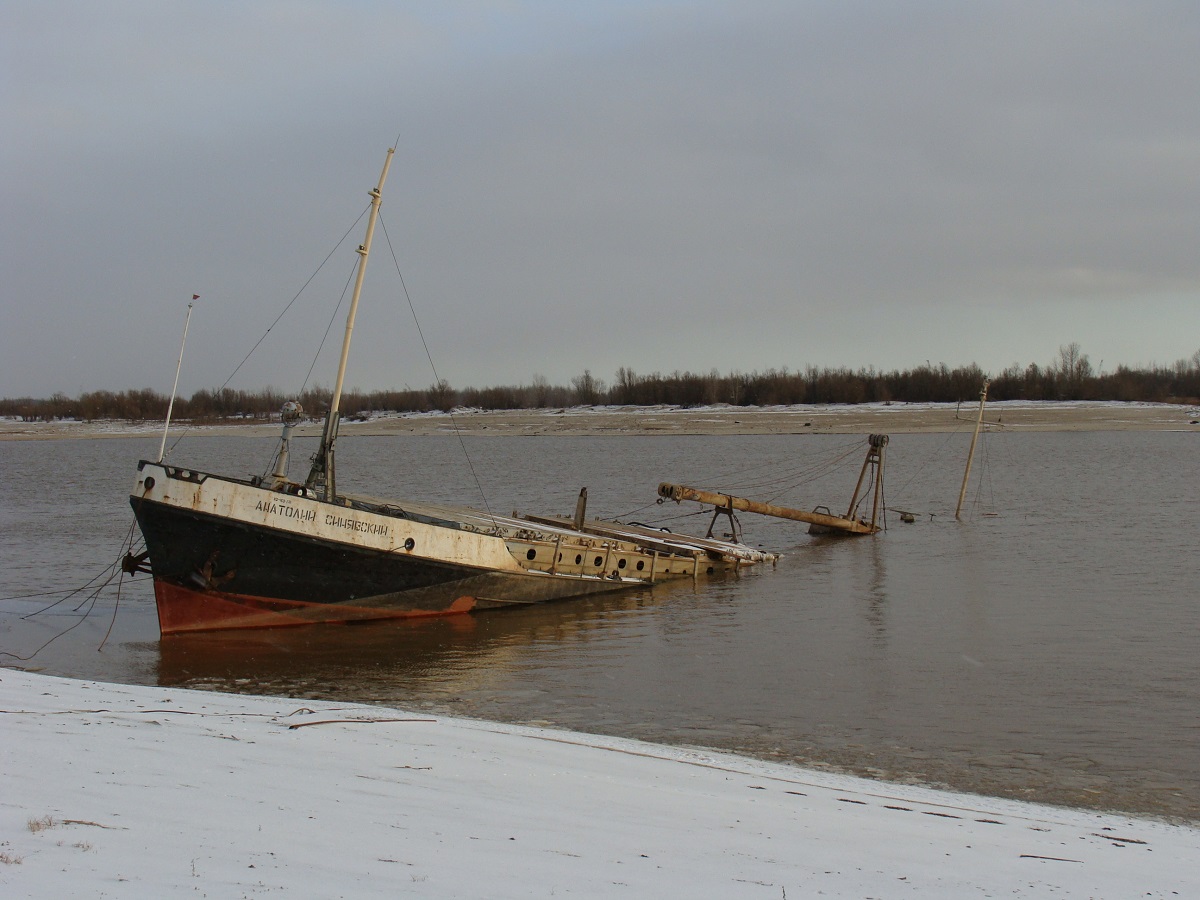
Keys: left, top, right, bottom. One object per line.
{"left": 124, "top": 152, "right": 773, "bottom": 637}
{"left": 129, "top": 460, "right": 720, "bottom": 635}
{"left": 133, "top": 494, "right": 638, "bottom": 634}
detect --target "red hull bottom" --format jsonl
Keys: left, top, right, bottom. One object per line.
{"left": 154, "top": 579, "right": 479, "bottom": 635}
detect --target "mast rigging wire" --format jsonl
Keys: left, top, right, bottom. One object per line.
{"left": 378, "top": 212, "right": 499, "bottom": 530}
{"left": 222, "top": 206, "right": 370, "bottom": 393}
{"left": 261, "top": 260, "right": 360, "bottom": 482}
{"left": 165, "top": 205, "right": 371, "bottom": 458}
{"left": 300, "top": 260, "right": 360, "bottom": 398}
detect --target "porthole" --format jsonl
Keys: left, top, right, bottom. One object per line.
{"left": 635, "top": 560, "right": 645, "bottom": 571}
{"left": 617, "top": 558, "right": 627, "bottom": 569}
{"left": 707, "top": 566, "right": 715, "bottom": 575}
{"left": 526, "top": 548, "right": 537, "bottom": 560}
{"left": 575, "top": 554, "right": 583, "bottom": 565}
{"left": 143, "top": 476, "right": 155, "bottom": 490}
{"left": 404, "top": 537, "right": 415, "bottom": 551}
{"left": 593, "top": 556, "right": 603, "bottom": 567}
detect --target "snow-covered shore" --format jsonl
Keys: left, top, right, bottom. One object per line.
{"left": 2, "top": 400, "right": 1198, "bottom": 440}
{"left": 2, "top": 669, "right": 1196, "bottom": 898}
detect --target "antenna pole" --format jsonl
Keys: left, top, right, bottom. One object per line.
{"left": 158, "top": 298, "right": 195, "bottom": 462}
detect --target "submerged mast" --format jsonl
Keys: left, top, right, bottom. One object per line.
{"left": 307, "top": 148, "right": 395, "bottom": 500}
{"left": 955, "top": 379, "right": 989, "bottom": 521}
{"left": 658, "top": 433, "right": 890, "bottom": 537}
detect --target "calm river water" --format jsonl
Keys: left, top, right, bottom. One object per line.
{"left": 2, "top": 429, "right": 1197, "bottom": 820}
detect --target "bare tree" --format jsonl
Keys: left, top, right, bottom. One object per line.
{"left": 571, "top": 369, "right": 605, "bottom": 405}
{"left": 426, "top": 379, "right": 457, "bottom": 412}
{"left": 613, "top": 367, "right": 639, "bottom": 405}
{"left": 527, "top": 373, "right": 551, "bottom": 408}
{"left": 1057, "top": 342, "right": 1089, "bottom": 379}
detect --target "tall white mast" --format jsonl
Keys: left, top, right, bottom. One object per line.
{"left": 308, "top": 148, "right": 395, "bottom": 498}
{"left": 330, "top": 147, "right": 393, "bottom": 423}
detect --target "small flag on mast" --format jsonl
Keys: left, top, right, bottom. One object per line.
{"left": 192, "top": 294, "right": 200, "bottom": 300}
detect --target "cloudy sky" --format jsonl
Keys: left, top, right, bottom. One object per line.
{"left": 3, "top": 1, "right": 1198, "bottom": 399}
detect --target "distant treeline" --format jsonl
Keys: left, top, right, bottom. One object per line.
{"left": 4, "top": 344, "right": 1198, "bottom": 423}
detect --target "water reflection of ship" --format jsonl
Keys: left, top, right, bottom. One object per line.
{"left": 154, "top": 575, "right": 717, "bottom": 699}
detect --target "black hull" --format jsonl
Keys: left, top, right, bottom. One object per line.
{"left": 131, "top": 496, "right": 626, "bottom": 634}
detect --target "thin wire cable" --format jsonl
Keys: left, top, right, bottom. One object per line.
{"left": 702, "top": 437, "right": 862, "bottom": 487}
{"left": 974, "top": 429, "right": 995, "bottom": 513}
{"left": 165, "top": 206, "right": 370, "bottom": 458}
{"left": 731, "top": 442, "right": 862, "bottom": 487}
{"left": 663, "top": 440, "right": 864, "bottom": 511}
{"left": 2, "top": 521, "right": 142, "bottom": 661}
{"left": 300, "top": 260, "right": 360, "bottom": 397}
{"left": 618, "top": 437, "right": 869, "bottom": 526}
{"left": 2, "top": 563, "right": 121, "bottom": 659}
{"left": 379, "top": 212, "right": 498, "bottom": 528}
{"left": 879, "top": 461, "right": 888, "bottom": 530}
{"left": 97, "top": 569, "right": 124, "bottom": 652}
{"left": 19, "top": 525, "right": 133, "bottom": 618}
{"left": 698, "top": 441, "right": 865, "bottom": 509}
{"left": 1, "top": 586, "right": 101, "bottom": 603}
{"left": 983, "top": 433, "right": 997, "bottom": 510}
{"left": 259, "top": 260, "right": 361, "bottom": 482}
{"left": 613, "top": 500, "right": 662, "bottom": 520}
{"left": 887, "top": 422, "right": 970, "bottom": 501}
{"left": 224, "top": 206, "right": 370, "bottom": 391}
{"left": 761, "top": 446, "right": 866, "bottom": 503}
{"left": 0, "top": 596, "right": 102, "bottom": 661}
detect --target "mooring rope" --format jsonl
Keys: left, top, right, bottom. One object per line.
{"left": 0, "top": 520, "right": 143, "bottom": 662}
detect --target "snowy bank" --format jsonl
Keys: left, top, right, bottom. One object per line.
{"left": 2, "top": 669, "right": 1196, "bottom": 898}
{"left": 3, "top": 400, "right": 1198, "bottom": 440}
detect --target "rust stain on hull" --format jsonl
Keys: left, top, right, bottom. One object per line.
{"left": 154, "top": 580, "right": 480, "bottom": 635}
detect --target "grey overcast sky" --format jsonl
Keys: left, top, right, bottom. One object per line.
{"left": 3, "top": 1, "right": 1198, "bottom": 399}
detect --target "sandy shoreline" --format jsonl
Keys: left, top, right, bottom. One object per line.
{"left": 2, "top": 400, "right": 1198, "bottom": 441}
